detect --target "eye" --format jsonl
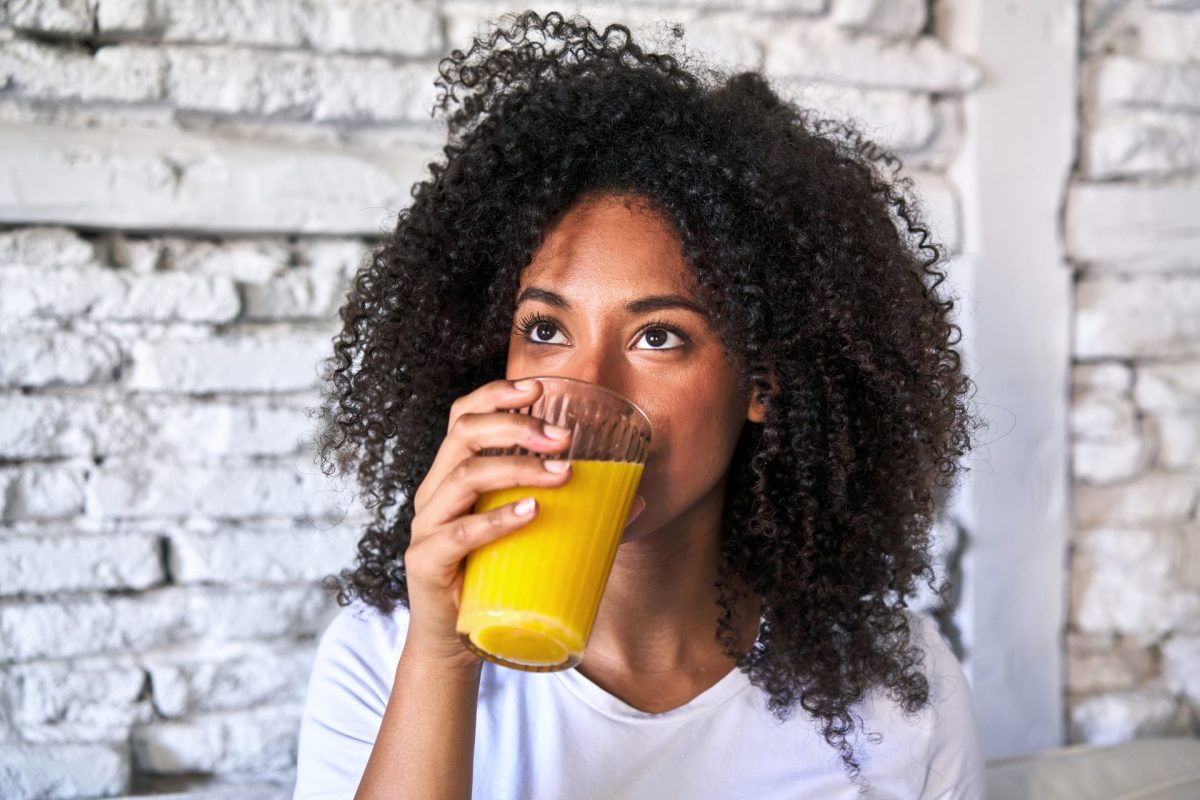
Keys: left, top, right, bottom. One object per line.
{"left": 514, "top": 312, "right": 567, "bottom": 345}
{"left": 634, "top": 321, "right": 688, "bottom": 351}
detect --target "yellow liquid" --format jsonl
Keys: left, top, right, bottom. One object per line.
{"left": 457, "top": 459, "right": 644, "bottom": 671}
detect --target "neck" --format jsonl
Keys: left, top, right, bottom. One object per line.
{"left": 579, "top": 477, "right": 762, "bottom": 676}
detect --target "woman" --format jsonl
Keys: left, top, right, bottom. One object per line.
{"left": 295, "top": 10, "right": 986, "bottom": 799}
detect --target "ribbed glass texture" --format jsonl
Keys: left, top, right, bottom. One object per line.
{"left": 457, "top": 376, "right": 652, "bottom": 672}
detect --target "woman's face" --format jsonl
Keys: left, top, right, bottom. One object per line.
{"left": 506, "top": 192, "right": 765, "bottom": 543}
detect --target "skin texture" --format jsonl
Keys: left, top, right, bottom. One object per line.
{"left": 315, "top": 11, "right": 983, "bottom": 787}
{"left": 506, "top": 191, "right": 768, "bottom": 702}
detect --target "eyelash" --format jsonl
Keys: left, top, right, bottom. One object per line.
{"left": 514, "top": 312, "right": 691, "bottom": 350}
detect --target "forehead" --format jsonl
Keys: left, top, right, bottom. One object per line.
{"left": 519, "top": 193, "right": 694, "bottom": 294}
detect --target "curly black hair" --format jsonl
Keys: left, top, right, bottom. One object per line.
{"left": 315, "top": 9, "right": 982, "bottom": 789}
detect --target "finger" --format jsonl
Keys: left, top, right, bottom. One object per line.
{"left": 418, "top": 453, "right": 572, "bottom": 535}
{"left": 446, "top": 377, "right": 545, "bottom": 435}
{"left": 416, "top": 377, "right": 547, "bottom": 513}
{"left": 419, "top": 407, "right": 571, "bottom": 517}
{"left": 427, "top": 495, "right": 545, "bottom": 572}
{"left": 405, "top": 495, "right": 542, "bottom": 594}
{"left": 451, "top": 409, "right": 574, "bottom": 456}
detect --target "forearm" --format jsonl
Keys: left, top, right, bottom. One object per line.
{"left": 354, "top": 637, "right": 483, "bottom": 800}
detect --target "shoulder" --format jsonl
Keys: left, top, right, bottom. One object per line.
{"left": 294, "top": 597, "right": 411, "bottom": 797}
{"left": 881, "top": 609, "right": 987, "bottom": 799}
{"left": 903, "top": 610, "right": 973, "bottom": 714}
{"left": 318, "top": 595, "right": 411, "bottom": 659}
{"left": 308, "top": 596, "right": 410, "bottom": 700}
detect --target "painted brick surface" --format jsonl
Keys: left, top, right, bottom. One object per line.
{"left": 8, "top": 0, "right": 1193, "bottom": 794}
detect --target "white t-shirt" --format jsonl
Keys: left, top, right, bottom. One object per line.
{"left": 293, "top": 599, "right": 986, "bottom": 799}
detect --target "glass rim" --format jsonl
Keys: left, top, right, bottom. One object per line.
{"left": 517, "top": 375, "right": 652, "bottom": 442}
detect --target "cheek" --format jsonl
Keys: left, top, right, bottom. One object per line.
{"left": 635, "top": 389, "right": 746, "bottom": 499}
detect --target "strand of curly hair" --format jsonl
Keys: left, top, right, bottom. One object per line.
{"left": 312, "top": 10, "right": 984, "bottom": 791}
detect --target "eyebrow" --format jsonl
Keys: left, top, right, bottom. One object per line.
{"left": 515, "top": 286, "right": 707, "bottom": 316}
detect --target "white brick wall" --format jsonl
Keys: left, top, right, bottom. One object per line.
{"left": 9, "top": 0, "right": 1189, "bottom": 795}
{"left": 1067, "top": 0, "right": 1200, "bottom": 749}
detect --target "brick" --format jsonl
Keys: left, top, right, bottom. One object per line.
{"left": 5, "top": 659, "right": 153, "bottom": 744}
{"left": 0, "top": 463, "right": 88, "bottom": 521}
{"left": 1071, "top": 391, "right": 1137, "bottom": 441}
{"left": 1072, "top": 527, "right": 1199, "bottom": 636}
{"left": 311, "top": 57, "right": 441, "bottom": 123}
{"left": 1083, "top": 111, "right": 1200, "bottom": 179}
{"left": 88, "top": 461, "right": 352, "bottom": 519}
{"left": 1090, "top": 55, "right": 1200, "bottom": 112}
{"left": 1, "top": 0, "right": 94, "bottom": 34}
{"left": 763, "top": 24, "right": 981, "bottom": 92}
{"left": 161, "top": 46, "right": 438, "bottom": 123}
{"left": 1065, "top": 632, "right": 1158, "bottom": 694}
{"left": 1074, "top": 472, "right": 1197, "bottom": 527}
{"left": 0, "top": 394, "right": 116, "bottom": 459}
{"left": 242, "top": 268, "right": 348, "bottom": 320}
{"left": 1080, "top": 0, "right": 1200, "bottom": 62}
{"left": 1138, "top": 7, "right": 1200, "bottom": 60}
{"left": 1068, "top": 688, "right": 1187, "bottom": 745}
{"left": 1162, "top": 634, "right": 1200, "bottom": 703}
{"left": 138, "top": 401, "right": 314, "bottom": 460}
{"left": 1073, "top": 435, "right": 1151, "bottom": 485}
{"left": 98, "top": 0, "right": 442, "bottom": 56}
{"left": 0, "top": 585, "right": 336, "bottom": 662}
{"left": 159, "top": 238, "right": 291, "bottom": 283}
{"left": 125, "top": 329, "right": 331, "bottom": 393}
{"left": 773, "top": 81, "right": 937, "bottom": 154}
{"left": 1152, "top": 413, "right": 1200, "bottom": 469}
{"left": 1066, "top": 181, "right": 1200, "bottom": 271}
{"left": 0, "top": 326, "right": 122, "bottom": 388}
{"left": 0, "top": 122, "right": 424, "bottom": 235}
{"left": 106, "top": 271, "right": 241, "bottom": 323}
{"left": 143, "top": 641, "right": 315, "bottom": 717}
{"left": 0, "top": 38, "right": 165, "bottom": 104}
{"left": 295, "top": 238, "right": 368, "bottom": 280}
{"left": 1082, "top": 0, "right": 1142, "bottom": 57}
{"left": 131, "top": 704, "right": 302, "bottom": 774}
{"left": 1135, "top": 361, "right": 1200, "bottom": 414}
{"left": 1073, "top": 362, "right": 1133, "bottom": 394}
{"left": 831, "top": 0, "right": 926, "bottom": 38}
{"left": 168, "top": 525, "right": 360, "bottom": 584}
{"left": 0, "top": 266, "right": 240, "bottom": 322}
{"left": 109, "top": 781, "right": 292, "bottom": 799}
{"left": 0, "top": 743, "right": 130, "bottom": 799}
{"left": 1075, "top": 275, "right": 1200, "bottom": 358}
{"left": 109, "top": 235, "right": 164, "bottom": 274}
{"left": 0, "top": 394, "right": 312, "bottom": 461}
{"left": 0, "top": 533, "right": 163, "bottom": 596}
{"left": 1180, "top": 526, "right": 1200, "bottom": 591}
{"left": 0, "top": 227, "right": 95, "bottom": 268}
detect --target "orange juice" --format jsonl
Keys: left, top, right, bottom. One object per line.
{"left": 457, "top": 459, "right": 644, "bottom": 670}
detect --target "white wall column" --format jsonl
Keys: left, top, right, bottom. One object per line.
{"left": 937, "top": 0, "right": 1078, "bottom": 758}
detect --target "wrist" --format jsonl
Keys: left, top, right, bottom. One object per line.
{"left": 401, "top": 630, "right": 485, "bottom": 677}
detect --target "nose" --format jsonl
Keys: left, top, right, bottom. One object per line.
{"left": 551, "top": 342, "right": 631, "bottom": 401}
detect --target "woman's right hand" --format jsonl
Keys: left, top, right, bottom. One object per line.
{"left": 402, "top": 378, "right": 578, "bottom": 670}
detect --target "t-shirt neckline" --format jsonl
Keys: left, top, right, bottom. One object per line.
{"left": 548, "top": 615, "right": 765, "bottom": 723}
{"left": 551, "top": 659, "right": 752, "bottom": 722}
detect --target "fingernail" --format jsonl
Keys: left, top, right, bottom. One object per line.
{"left": 514, "top": 379, "right": 537, "bottom": 391}
{"left": 542, "top": 422, "right": 571, "bottom": 439}
{"left": 514, "top": 497, "right": 536, "bottom": 516}
{"left": 543, "top": 459, "right": 570, "bottom": 473}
